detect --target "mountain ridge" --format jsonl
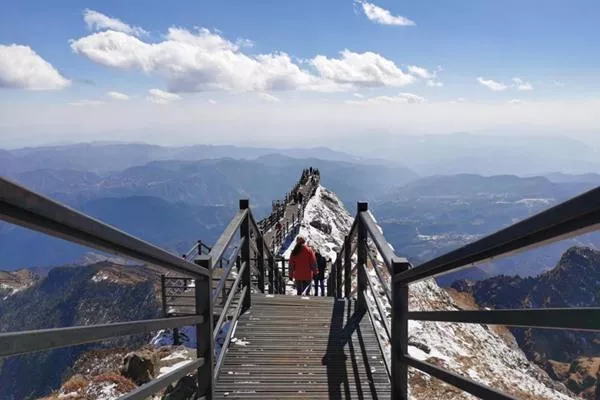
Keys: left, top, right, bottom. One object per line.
{"left": 452, "top": 246, "right": 600, "bottom": 398}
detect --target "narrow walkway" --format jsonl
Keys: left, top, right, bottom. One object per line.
{"left": 262, "top": 176, "right": 317, "bottom": 253}
{"left": 215, "top": 294, "right": 391, "bottom": 399}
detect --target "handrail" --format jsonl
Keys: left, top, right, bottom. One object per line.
{"left": 0, "top": 315, "right": 204, "bottom": 357}
{"left": 362, "top": 276, "right": 392, "bottom": 378}
{"left": 403, "top": 355, "right": 516, "bottom": 400}
{"left": 360, "top": 210, "right": 395, "bottom": 271}
{"left": 363, "top": 269, "right": 391, "bottom": 338}
{"left": 366, "top": 251, "right": 391, "bottom": 302}
{"left": 212, "top": 238, "right": 245, "bottom": 302}
{"left": 213, "top": 261, "right": 247, "bottom": 340}
{"left": 209, "top": 209, "right": 248, "bottom": 264}
{"left": 395, "top": 185, "right": 600, "bottom": 285}
{"left": 336, "top": 195, "right": 600, "bottom": 399}
{"left": 249, "top": 209, "right": 273, "bottom": 259}
{"left": 119, "top": 358, "right": 205, "bottom": 400}
{"left": 214, "top": 286, "right": 248, "bottom": 378}
{"left": 184, "top": 240, "right": 212, "bottom": 261}
{"left": 409, "top": 308, "right": 600, "bottom": 331}
{"left": 0, "top": 177, "right": 209, "bottom": 277}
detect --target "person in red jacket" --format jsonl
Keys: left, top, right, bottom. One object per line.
{"left": 289, "top": 236, "right": 317, "bottom": 295}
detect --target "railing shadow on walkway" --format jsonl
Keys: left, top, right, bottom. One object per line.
{"left": 323, "top": 300, "right": 380, "bottom": 400}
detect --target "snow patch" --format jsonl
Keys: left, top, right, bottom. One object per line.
{"left": 158, "top": 359, "right": 194, "bottom": 377}
{"left": 91, "top": 272, "right": 110, "bottom": 283}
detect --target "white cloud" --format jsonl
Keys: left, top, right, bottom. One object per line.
{"left": 72, "top": 21, "right": 422, "bottom": 93}
{"left": 407, "top": 65, "right": 434, "bottom": 79}
{"left": 476, "top": 77, "right": 508, "bottom": 92}
{"left": 512, "top": 77, "right": 533, "bottom": 91}
{"left": 146, "top": 88, "right": 181, "bottom": 104}
{"left": 477, "top": 76, "right": 534, "bottom": 92}
{"left": 71, "top": 28, "right": 341, "bottom": 93}
{"left": 83, "top": 9, "right": 148, "bottom": 37}
{"left": 408, "top": 66, "right": 443, "bottom": 87}
{"left": 311, "top": 50, "right": 416, "bottom": 88}
{"left": 347, "top": 92, "right": 425, "bottom": 105}
{"left": 258, "top": 92, "right": 280, "bottom": 102}
{"left": 356, "top": 1, "right": 415, "bottom": 26}
{"left": 426, "top": 80, "right": 443, "bottom": 88}
{"left": 508, "top": 99, "right": 523, "bottom": 105}
{"left": 0, "top": 44, "right": 70, "bottom": 90}
{"left": 235, "top": 38, "right": 254, "bottom": 48}
{"left": 353, "top": 93, "right": 364, "bottom": 98}
{"left": 208, "top": 99, "right": 217, "bottom": 105}
{"left": 69, "top": 99, "right": 105, "bottom": 106}
{"left": 107, "top": 91, "right": 129, "bottom": 100}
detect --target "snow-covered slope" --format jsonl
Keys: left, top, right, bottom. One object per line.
{"left": 283, "top": 185, "right": 574, "bottom": 399}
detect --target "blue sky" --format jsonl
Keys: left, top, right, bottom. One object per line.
{"left": 0, "top": 0, "right": 598, "bottom": 148}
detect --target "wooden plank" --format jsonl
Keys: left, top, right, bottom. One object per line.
{"left": 216, "top": 296, "right": 390, "bottom": 399}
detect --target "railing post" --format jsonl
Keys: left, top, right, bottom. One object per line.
{"left": 357, "top": 202, "right": 368, "bottom": 309}
{"left": 194, "top": 256, "right": 213, "bottom": 399}
{"left": 327, "top": 262, "right": 334, "bottom": 297}
{"left": 344, "top": 235, "right": 351, "bottom": 298}
{"left": 391, "top": 258, "right": 410, "bottom": 400}
{"left": 257, "top": 235, "right": 265, "bottom": 293}
{"left": 336, "top": 258, "right": 343, "bottom": 298}
{"left": 240, "top": 199, "right": 251, "bottom": 311}
{"left": 160, "top": 274, "right": 168, "bottom": 317}
{"left": 269, "top": 255, "right": 277, "bottom": 293}
{"left": 268, "top": 255, "right": 275, "bottom": 294}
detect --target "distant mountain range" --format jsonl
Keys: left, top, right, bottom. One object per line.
{"left": 1, "top": 141, "right": 599, "bottom": 277}
{"left": 385, "top": 173, "right": 586, "bottom": 200}
{"left": 0, "top": 142, "right": 374, "bottom": 176}
{"left": 373, "top": 173, "right": 600, "bottom": 282}
{"left": 452, "top": 246, "right": 600, "bottom": 399}
{"left": 0, "top": 148, "right": 417, "bottom": 270}
{"left": 5, "top": 134, "right": 600, "bottom": 178}
{"left": 344, "top": 132, "right": 600, "bottom": 176}
{"left": 5, "top": 154, "right": 417, "bottom": 207}
{"left": 0, "top": 196, "right": 233, "bottom": 270}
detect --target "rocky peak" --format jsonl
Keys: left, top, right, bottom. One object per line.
{"left": 0, "top": 262, "right": 163, "bottom": 399}
{"left": 0, "top": 268, "right": 39, "bottom": 299}
{"left": 452, "top": 245, "right": 600, "bottom": 398}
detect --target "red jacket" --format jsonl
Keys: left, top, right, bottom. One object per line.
{"left": 289, "top": 244, "right": 317, "bottom": 281}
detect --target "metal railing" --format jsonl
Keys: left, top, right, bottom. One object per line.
{"left": 331, "top": 186, "right": 600, "bottom": 399}
{"left": 0, "top": 177, "right": 278, "bottom": 399}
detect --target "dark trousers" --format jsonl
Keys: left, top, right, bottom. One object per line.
{"left": 313, "top": 276, "right": 325, "bottom": 296}
{"left": 296, "top": 280, "right": 311, "bottom": 296}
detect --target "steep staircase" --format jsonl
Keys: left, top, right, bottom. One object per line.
{"left": 215, "top": 295, "right": 390, "bottom": 399}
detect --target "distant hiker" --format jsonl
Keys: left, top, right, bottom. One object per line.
{"left": 298, "top": 192, "right": 304, "bottom": 205}
{"left": 289, "top": 236, "right": 317, "bottom": 295}
{"left": 313, "top": 250, "right": 327, "bottom": 296}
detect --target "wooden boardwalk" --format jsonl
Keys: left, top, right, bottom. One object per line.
{"left": 262, "top": 177, "right": 317, "bottom": 253}
{"left": 215, "top": 294, "right": 391, "bottom": 399}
